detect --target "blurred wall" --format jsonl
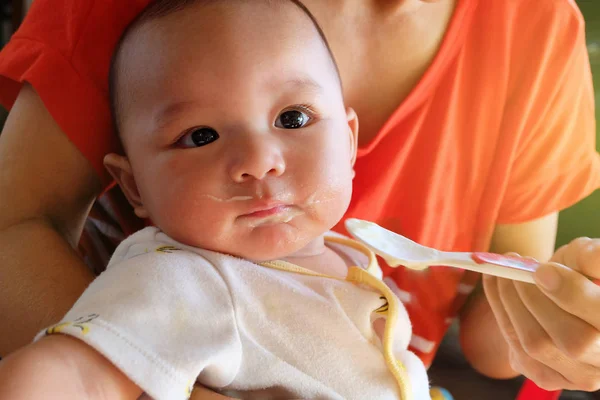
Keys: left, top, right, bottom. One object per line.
{"left": 556, "top": 0, "right": 600, "bottom": 247}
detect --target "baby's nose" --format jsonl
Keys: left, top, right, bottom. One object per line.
{"left": 228, "top": 138, "right": 286, "bottom": 182}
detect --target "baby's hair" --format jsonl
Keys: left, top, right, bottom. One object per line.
{"left": 109, "top": 0, "right": 341, "bottom": 137}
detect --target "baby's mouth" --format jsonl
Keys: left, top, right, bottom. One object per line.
{"left": 238, "top": 204, "right": 304, "bottom": 227}
{"left": 242, "top": 204, "right": 290, "bottom": 218}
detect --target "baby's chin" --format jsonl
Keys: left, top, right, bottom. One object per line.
{"left": 213, "top": 232, "right": 322, "bottom": 263}
{"left": 220, "top": 235, "right": 316, "bottom": 263}
{"left": 159, "top": 215, "right": 333, "bottom": 261}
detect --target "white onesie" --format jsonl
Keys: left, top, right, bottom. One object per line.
{"left": 39, "top": 227, "right": 430, "bottom": 400}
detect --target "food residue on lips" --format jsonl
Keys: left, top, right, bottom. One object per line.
{"left": 202, "top": 195, "right": 254, "bottom": 202}
{"left": 245, "top": 207, "right": 304, "bottom": 227}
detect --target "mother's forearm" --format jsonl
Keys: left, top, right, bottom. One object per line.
{"left": 459, "top": 287, "right": 519, "bottom": 379}
{"left": 0, "top": 219, "right": 94, "bottom": 355}
{"left": 0, "top": 84, "right": 102, "bottom": 355}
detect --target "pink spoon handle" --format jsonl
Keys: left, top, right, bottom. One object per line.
{"left": 472, "top": 253, "right": 600, "bottom": 285}
{"left": 471, "top": 252, "right": 540, "bottom": 273}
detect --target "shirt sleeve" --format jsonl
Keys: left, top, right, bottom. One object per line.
{"left": 496, "top": 0, "right": 600, "bottom": 224}
{"left": 0, "top": 0, "right": 150, "bottom": 187}
{"left": 37, "top": 231, "right": 242, "bottom": 400}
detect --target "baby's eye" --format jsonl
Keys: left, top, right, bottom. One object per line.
{"left": 275, "top": 109, "right": 311, "bottom": 129}
{"left": 178, "top": 127, "right": 219, "bottom": 148}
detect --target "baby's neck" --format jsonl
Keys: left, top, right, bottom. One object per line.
{"left": 281, "top": 241, "right": 350, "bottom": 278}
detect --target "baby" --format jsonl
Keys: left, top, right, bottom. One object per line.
{"left": 0, "top": 0, "right": 430, "bottom": 399}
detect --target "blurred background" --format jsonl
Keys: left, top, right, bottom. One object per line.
{"left": 0, "top": 1, "right": 599, "bottom": 399}
{"left": 556, "top": 0, "right": 600, "bottom": 246}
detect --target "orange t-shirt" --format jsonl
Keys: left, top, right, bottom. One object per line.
{"left": 1, "top": 0, "right": 599, "bottom": 367}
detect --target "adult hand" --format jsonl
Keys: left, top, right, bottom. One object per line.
{"left": 483, "top": 237, "right": 600, "bottom": 391}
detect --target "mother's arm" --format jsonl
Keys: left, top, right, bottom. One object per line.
{"left": 0, "top": 85, "right": 240, "bottom": 399}
{"left": 0, "top": 84, "right": 100, "bottom": 355}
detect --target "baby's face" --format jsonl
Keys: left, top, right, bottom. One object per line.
{"left": 112, "top": 1, "right": 357, "bottom": 261}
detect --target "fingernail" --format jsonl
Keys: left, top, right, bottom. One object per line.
{"left": 534, "top": 264, "right": 561, "bottom": 291}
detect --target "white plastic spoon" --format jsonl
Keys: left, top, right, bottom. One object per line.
{"left": 345, "top": 218, "right": 539, "bottom": 284}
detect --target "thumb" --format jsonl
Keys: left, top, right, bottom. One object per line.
{"left": 551, "top": 238, "right": 600, "bottom": 280}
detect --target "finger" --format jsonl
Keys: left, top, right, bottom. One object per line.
{"left": 484, "top": 276, "right": 578, "bottom": 389}
{"left": 482, "top": 275, "right": 518, "bottom": 345}
{"left": 551, "top": 237, "right": 600, "bottom": 279}
{"left": 551, "top": 238, "right": 591, "bottom": 268}
{"left": 485, "top": 275, "right": 600, "bottom": 391}
{"left": 572, "top": 238, "right": 600, "bottom": 278}
{"left": 496, "top": 279, "right": 554, "bottom": 362}
{"left": 551, "top": 243, "right": 569, "bottom": 265}
{"left": 534, "top": 263, "right": 600, "bottom": 330}
{"left": 514, "top": 281, "right": 600, "bottom": 367}
{"left": 497, "top": 279, "right": 583, "bottom": 389}
{"left": 514, "top": 288, "right": 600, "bottom": 392}
{"left": 508, "top": 346, "right": 577, "bottom": 391}
{"left": 482, "top": 275, "right": 526, "bottom": 354}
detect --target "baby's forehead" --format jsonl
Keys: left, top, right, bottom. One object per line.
{"left": 116, "top": 0, "right": 337, "bottom": 80}
{"left": 119, "top": 0, "right": 332, "bottom": 65}
{"left": 112, "top": 0, "right": 341, "bottom": 136}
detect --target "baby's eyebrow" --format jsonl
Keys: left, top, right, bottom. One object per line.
{"left": 270, "top": 76, "right": 325, "bottom": 93}
{"left": 153, "top": 100, "right": 199, "bottom": 131}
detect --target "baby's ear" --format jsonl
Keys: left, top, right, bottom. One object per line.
{"left": 103, "top": 154, "right": 149, "bottom": 219}
{"left": 346, "top": 107, "right": 359, "bottom": 168}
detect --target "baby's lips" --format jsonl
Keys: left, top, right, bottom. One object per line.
{"left": 471, "top": 252, "right": 540, "bottom": 273}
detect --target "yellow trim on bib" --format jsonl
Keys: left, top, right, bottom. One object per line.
{"left": 259, "top": 236, "right": 413, "bottom": 400}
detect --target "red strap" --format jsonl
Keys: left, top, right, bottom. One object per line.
{"left": 516, "top": 379, "right": 561, "bottom": 400}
